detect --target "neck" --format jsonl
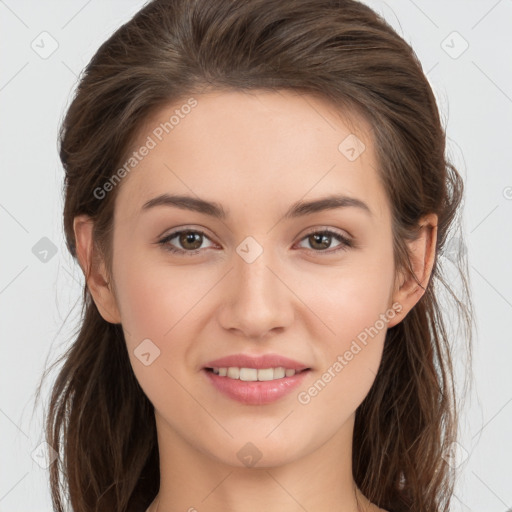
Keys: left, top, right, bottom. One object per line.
{"left": 148, "top": 411, "right": 379, "bottom": 512}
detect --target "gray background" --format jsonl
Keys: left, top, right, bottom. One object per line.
{"left": 1, "top": 0, "right": 511, "bottom": 510}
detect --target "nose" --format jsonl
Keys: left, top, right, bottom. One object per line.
{"left": 217, "top": 247, "right": 295, "bottom": 340}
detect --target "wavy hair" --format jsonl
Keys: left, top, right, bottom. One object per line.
{"left": 34, "top": 1, "right": 473, "bottom": 511}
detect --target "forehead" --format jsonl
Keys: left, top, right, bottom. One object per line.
{"left": 114, "top": 89, "right": 390, "bottom": 223}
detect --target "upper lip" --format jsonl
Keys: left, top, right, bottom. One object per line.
{"left": 204, "top": 353, "right": 311, "bottom": 371}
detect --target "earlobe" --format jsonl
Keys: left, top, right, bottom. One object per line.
{"left": 73, "top": 215, "right": 122, "bottom": 324}
{"left": 387, "top": 213, "right": 438, "bottom": 328}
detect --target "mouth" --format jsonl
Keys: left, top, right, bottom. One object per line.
{"left": 202, "top": 366, "right": 312, "bottom": 405}
{"left": 201, "top": 353, "right": 312, "bottom": 404}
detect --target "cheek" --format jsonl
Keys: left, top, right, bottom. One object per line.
{"left": 301, "top": 250, "right": 395, "bottom": 342}
{"left": 296, "top": 247, "right": 395, "bottom": 405}
{"left": 113, "top": 252, "right": 220, "bottom": 392}
{"left": 113, "top": 247, "right": 210, "bottom": 341}
{"left": 298, "top": 292, "right": 392, "bottom": 421}
{"left": 113, "top": 259, "right": 206, "bottom": 408}
{"left": 115, "top": 271, "right": 171, "bottom": 344}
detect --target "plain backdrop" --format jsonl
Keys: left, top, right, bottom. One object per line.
{"left": 1, "top": 1, "right": 511, "bottom": 510}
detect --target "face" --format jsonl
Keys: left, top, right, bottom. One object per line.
{"left": 86, "top": 90, "right": 410, "bottom": 467}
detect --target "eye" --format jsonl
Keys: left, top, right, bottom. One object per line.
{"left": 296, "top": 229, "right": 353, "bottom": 254}
{"left": 157, "top": 229, "right": 216, "bottom": 256}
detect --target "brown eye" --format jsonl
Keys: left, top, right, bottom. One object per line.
{"left": 158, "top": 229, "right": 215, "bottom": 255}
{"left": 297, "top": 229, "right": 353, "bottom": 254}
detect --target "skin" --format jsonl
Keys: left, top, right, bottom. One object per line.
{"left": 73, "top": 89, "right": 437, "bottom": 512}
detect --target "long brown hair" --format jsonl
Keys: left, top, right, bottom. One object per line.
{"left": 34, "top": 1, "right": 473, "bottom": 511}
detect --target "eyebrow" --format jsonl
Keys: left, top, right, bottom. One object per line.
{"left": 141, "top": 193, "right": 372, "bottom": 219}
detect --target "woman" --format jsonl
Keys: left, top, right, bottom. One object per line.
{"left": 36, "top": 0, "right": 473, "bottom": 511}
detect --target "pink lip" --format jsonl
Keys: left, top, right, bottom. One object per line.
{"left": 204, "top": 353, "right": 310, "bottom": 371}
{"left": 203, "top": 368, "right": 310, "bottom": 405}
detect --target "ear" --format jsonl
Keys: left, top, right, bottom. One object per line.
{"left": 73, "top": 214, "right": 122, "bottom": 324}
{"left": 387, "top": 213, "right": 438, "bottom": 328}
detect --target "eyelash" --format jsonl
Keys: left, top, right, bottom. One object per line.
{"left": 156, "top": 228, "right": 354, "bottom": 256}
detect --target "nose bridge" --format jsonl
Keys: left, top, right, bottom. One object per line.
{"left": 218, "top": 235, "right": 294, "bottom": 337}
{"left": 236, "top": 236, "right": 281, "bottom": 308}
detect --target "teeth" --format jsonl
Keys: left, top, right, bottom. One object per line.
{"left": 240, "top": 368, "right": 258, "bottom": 381}
{"left": 227, "top": 367, "right": 240, "bottom": 379}
{"left": 273, "top": 367, "right": 286, "bottom": 379}
{"left": 211, "top": 366, "right": 298, "bottom": 381}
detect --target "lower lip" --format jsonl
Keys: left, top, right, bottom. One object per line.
{"left": 203, "top": 369, "right": 310, "bottom": 405}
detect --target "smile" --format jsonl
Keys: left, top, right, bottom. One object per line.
{"left": 203, "top": 367, "right": 311, "bottom": 405}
